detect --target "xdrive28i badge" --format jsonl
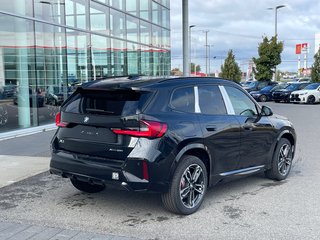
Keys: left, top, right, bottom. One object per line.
{"left": 83, "top": 116, "right": 90, "bottom": 123}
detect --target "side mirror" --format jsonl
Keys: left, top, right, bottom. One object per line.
{"left": 261, "top": 105, "right": 273, "bottom": 116}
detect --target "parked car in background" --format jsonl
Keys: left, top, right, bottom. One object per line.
{"left": 45, "top": 86, "right": 73, "bottom": 106}
{"left": 250, "top": 83, "right": 288, "bottom": 102}
{"left": 0, "top": 85, "right": 17, "bottom": 99}
{"left": 272, "top": 82, "right": 310, "bottom": 103}
{"left": 240, "top": 80, "right": 253, "bottom": 87}
{"left": 13, "top": 88, "right": 44, "bottom": 107}
{"left": 243, "top": 80, "right": 277, "bottom": 93}
{"left": 290, "top": 83, "right": 320, "bottom": 104}
{"left": 50, "top": 76, "right": 296, "bottom": 215}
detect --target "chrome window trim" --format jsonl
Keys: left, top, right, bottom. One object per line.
{"left": 194, "top": 86, "right": 201, "bottom": 113}
{"left": 219, "top": 85, "right": 235, "bottom": 115}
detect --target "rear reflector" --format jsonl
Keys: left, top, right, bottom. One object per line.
{"left": 55, "top": 112, "right": 68, "bottom": 127}
{"left": 112, "top": 120, "right": 167, "bottom": 138}
{"left": 142, "top": 161, "right": 149, "bottom": 181}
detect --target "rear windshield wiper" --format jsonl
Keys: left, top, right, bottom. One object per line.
{"left": 85, "top": 108, "right": 115, "bottom": 115}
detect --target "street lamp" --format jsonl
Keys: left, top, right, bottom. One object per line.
{"left": 267, "top": 5, "right": 286, "bottom": 38}
{"left": 268, "top": 4, "right": 285, "bottom": 81}
{"left": 189, "top": 25, "right": 196, "bottom": 75}
{"left": 182, "top": 0, "right": 189, "bottom": 77}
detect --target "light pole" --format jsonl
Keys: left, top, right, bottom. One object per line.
{"left": 182, "top": 0, "right": 189, "bottom": 77}
{"left": 268, "top": 4, "right": 285, "bottom": 81}
{"left": 189, "top": 25, "right": 196, "bottom": 76}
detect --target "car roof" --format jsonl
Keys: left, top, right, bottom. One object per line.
{"left": 80, "top": 76, "right": 240, "bottom": 90}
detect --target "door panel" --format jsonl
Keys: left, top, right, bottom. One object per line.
{"left": 235, "top": 115, "right": 276, "bottom": 168}
{"left": 197, "top": 85, "right": 241, "bottom": 175}
{"left": 198, "top": 115, "right": 241, "bottom": 174}
{"left": 223, "top": 85, "right": 276, "bottom": 169}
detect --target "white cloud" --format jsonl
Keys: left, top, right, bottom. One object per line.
{"left": 170, "top": 0, "right": 320, "bottom": 73}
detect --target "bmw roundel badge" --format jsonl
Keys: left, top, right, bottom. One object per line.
{"left": 84, "top": 116, "right": 90, "bottom": 123}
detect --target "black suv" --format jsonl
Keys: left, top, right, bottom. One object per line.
{"left": 50, "top": 77, "right": 296, "bottom": 215}
{"left": 272, "top": 82, "right": 309, "bottom": 103}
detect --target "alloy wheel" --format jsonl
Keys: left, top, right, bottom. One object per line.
{"left": 259, "top": 95, "right": 267, "bottom": 102}
{"left": 307, "top": 96, "right": 315, "bottom": 104}
{"left": 179, "top": 164, "right": 205, "bottom": 209}
{"left": 278, "top": 144, "right": 292, "bottom": 176}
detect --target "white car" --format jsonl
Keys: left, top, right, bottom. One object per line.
{"left": 290, "top": 83, "right": 320, "bottom": 104}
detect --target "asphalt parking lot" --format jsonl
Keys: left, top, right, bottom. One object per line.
{"left": 0, "top": 102, "right": 320, "bottom": 240}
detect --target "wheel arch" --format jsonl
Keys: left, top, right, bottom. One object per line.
{"left": 277, "top": 130, "right": 295, "bottom": 147}
{"left": 272, "top": 130, "right": 296, "bottom": 165}
{"left": 170, "top": 144, "right": 212, "bottom": 187}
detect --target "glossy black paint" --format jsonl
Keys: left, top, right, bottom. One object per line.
{"left": 50, "top": 77, "right": 296, "bottom": 193}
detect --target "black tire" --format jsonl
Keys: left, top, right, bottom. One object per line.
{"left": 70, "top": 179, "right": 105, "bottom": 193}
{"left": 265, "top": 138, "right": 293, "bottom": 181}
{"left": 307, "top": 95, "right": 315, "bottom": 104}
{"left": 275, "top": 100, "right": 280, "bottom": 103}
{"left": 161, "top": 155, "right": 208, "bottom": 215}
{"left": 259, "top": 95, "right": 267, "bottom": 102}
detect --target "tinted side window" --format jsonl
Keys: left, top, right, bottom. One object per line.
{"left": 170, "top": 87, "right": 195, "bottom": 113}
{"left": 298, "top": 84, "right": 308, "bottom": 90}
{"left": 258, "top": 82, "right": 268, "bottom": 89}
{"left": 224, "top": 86, "right": 258, "bottom": 117}
{"left": 198, "top": 85, "right": 226, "bottom": 115}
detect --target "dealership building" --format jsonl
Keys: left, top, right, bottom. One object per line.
{"left": 0, "top": 0, "right": 170, "bottom": 136}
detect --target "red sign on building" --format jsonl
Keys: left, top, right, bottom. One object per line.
{"left": 296, "top": 44, "right": 301, "bottom": 54}
{"left": 302, "top": 43, "right": 308, "bottom": 51}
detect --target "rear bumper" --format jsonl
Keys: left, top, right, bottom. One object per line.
{"left": 50, "top": 150, "right": 168, "bottom": 192}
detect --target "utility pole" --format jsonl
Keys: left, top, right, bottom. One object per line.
{"left": 204, "top": 30, "right": 209, "bottom": 76}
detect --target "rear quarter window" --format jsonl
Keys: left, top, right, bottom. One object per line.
{"left": 170, "top": 86, "right": 195, "bottom": 113}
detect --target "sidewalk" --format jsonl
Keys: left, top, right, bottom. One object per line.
{"left": 0, "top": 130, "right": 54, "bottom": 188}
{"left": 0, "top": 221, "right": 139, "bottom": 240}
{"left": 0, "top": 130, "right": 140, "bottom": 240}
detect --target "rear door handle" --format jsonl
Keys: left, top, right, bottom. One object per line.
{"left": 206, "top": 125, "right": 216, "bottom": 131}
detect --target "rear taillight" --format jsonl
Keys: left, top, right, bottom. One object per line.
{"left": 112, "top": 120, "right": 167, "bottom": 138}
{"left": 55, "top": 112, "right": 68, "bottom": 127}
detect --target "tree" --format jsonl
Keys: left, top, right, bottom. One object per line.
{"left": 253, "top": 36, "right": 283, "bottom": 81}
{"left": 170, "top": 68, "right": 182, "bottom": 76}
{"left": 311, "top": 49, "right": 320, "bottom": 82}
{"left": 219, "top": 50, "right": 241, "bottom": 82}
{"left": 190, "top": 63, "right": 201, "bottom": 73}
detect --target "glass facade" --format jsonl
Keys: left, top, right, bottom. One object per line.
{"left": 0, "top": 0, "right": 170, "bottom": 134}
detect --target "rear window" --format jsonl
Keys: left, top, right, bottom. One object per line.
{"left": 62, "top": 89, "right": 151, "bottom": 116}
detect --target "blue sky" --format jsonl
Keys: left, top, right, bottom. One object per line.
{"left": 170, "top": 0, "right": 320, "bottom": 74}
